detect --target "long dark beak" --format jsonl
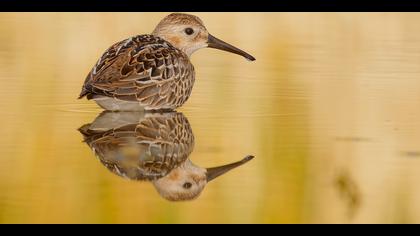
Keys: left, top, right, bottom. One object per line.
{"left": 206, "top": 155, "right": 255, "bottom": 182}
{"left": 207, "top": 34, "right": 256, "bottom": 61}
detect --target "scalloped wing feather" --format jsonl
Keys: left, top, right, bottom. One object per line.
{"left": 79, "top": 35, "right": 195, "bottom": 110}
{"left": 80, "top": 112, "right": 194, "bottom": 180}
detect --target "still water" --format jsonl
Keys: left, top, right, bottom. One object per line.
{"left": 1, "top": 13, "right": 420, "bottom": 223}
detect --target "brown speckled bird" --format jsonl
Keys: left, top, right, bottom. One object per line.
{"left": 78, "top": 13, "right": 255, "bottom": 111}
{"left": 79, "top": 111, "right": 254, "bottom": 201}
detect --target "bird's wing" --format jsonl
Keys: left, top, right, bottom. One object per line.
{"left": 79, "top": 112, "right": 194, "bottom": 181}
{"left": 79, "top": 35, "right": 194, "bottom": 108}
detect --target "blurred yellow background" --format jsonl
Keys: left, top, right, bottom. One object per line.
{"left": 1, "top": 13, "right": 420, "bottom": 223}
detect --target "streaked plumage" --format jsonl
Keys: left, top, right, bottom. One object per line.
{"left": 79, "top": 35, "right": 195, "bottom": 110}
{"left": 79, "top": 13, "right": 255, "bottom": 111}
{"left": 79, "top": 111, "right": 255, "bottom": 201}
{"left": 79, "top": 111, "right": 194, "bottom": 180}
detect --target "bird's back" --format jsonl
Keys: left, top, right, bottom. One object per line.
{"left": 79, "top": 35, "right": 195, "bottom": 110}
{"left": 79, "top": 112, "right": 195, "bottom": 181}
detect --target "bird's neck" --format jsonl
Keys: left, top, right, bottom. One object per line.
{"left": 152, "top": 33, "right": 198, "bottom": 58}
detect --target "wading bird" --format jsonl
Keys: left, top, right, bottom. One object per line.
{"left": 79, "top": 111, "right": 254, "bottom": 201}
{"left": 79, "top": 13, "right": 255, "bottom": 111}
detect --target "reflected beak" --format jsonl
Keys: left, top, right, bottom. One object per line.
{"left": 206, "top": 155, "right": 255, "bottom": 182}
{"left": 207, "top": 34, "right": 256, "bottom": 61}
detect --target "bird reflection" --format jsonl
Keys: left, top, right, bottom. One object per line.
{"left": 79, "top": 111, "right": 254, "bottom": 201}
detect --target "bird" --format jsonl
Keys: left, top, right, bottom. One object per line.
{"left": 79, "top": 111, "right": 255, "bottom": 201}
{"left": 78, "top": 13, "right": 255, "bottom": 111}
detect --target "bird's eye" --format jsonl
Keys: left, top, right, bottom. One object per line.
{"left": 183, "top": 182, "right": 192, "bottom": 189}
{"left": 184, "top": 28, "right": 194, "bottom": 35}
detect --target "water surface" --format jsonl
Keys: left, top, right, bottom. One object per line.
{"left": 1, "top": 13, "right": 420, "bottom": 223}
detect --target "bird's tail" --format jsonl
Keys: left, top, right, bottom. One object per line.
{"left": 78, "top": 89, "right": 89, "bottom": 99}
{"left": 78, "top": 72, "right": 93, "bottom": 99}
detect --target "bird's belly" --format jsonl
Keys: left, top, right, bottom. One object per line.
{"left": 93, "top": 96, "right": 176, "bottom": 111}
{"left": 94, "top": 97, "right": 146, "bottom": 111}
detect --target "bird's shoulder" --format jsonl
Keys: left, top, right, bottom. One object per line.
{"left": 79, "top": 34, "right": 194, "bottom": 100}
{"left": 80, "top": 112, "right": 194, "bottom": 180}
{"left": 90, "top": 34, "right": 191, "bottom": 83}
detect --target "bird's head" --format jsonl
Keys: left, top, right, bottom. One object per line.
{"left": 152, "top": 13, "right": 255, "bottom": 60}
{"left": 152, "top": 155, "right": 254, "bottom": 201}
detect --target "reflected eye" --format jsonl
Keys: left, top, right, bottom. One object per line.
{"left": 184, "top": 28, "right": 194, "bottom": 35}
{"left": 183, "top": 182, "right": 192, "bottom": 189}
